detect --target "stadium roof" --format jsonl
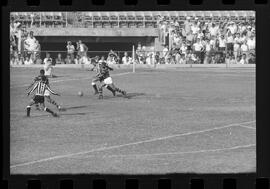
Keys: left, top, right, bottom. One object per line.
{"left": 11, "top": 11, "right": 255, "bottom": 18}
{"left": 79, "top": 11, "right": 255, "bottom": 17}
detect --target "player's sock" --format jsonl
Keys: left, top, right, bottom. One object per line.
{"left": 35, "top": 103, "right": 39, "bottom": 110}
{"left": 47, "top": 98, "right": 59, "bottom": 108}
{"left": 115, "top": 87, "right": 126, "bottom": 95}
{"left": 44, "top": 107, "right": 57, "bottom": 116}
{"left": 98, "top": 87, "right": 103, "bottom": 99}
{"left": 26, "top": 106, "right": 31, "bottom": 117}
{"left": 92, "top": 83, "right": 98, "bottom": 94}
{"left": 106, "top": 85, "right": 116, "bottom": 96}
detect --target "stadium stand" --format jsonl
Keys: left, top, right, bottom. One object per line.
{"left": 10, "top": 11, "right": 255, "bottom": 65}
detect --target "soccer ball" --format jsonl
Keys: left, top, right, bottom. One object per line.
{"left": 78, "top": 91, "right": 83, "bottom": 97}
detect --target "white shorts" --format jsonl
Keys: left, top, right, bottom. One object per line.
{"left": 103, "top": 77, "right": 113, "bottom": 85}
{"left": 44, "top": 89, "right": 50, "bottom": 96}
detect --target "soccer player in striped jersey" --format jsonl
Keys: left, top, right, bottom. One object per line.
{"left": 26, "top": 76, "right": 60, "bottom": 117}
{"left": 98, "top": 61, "right": 127, "bottom": 99}
{"left": 27, "top": 69, "right": 62, "bottom": 111}
{"left": 26, "top": 69, "right": 48, "bottom": 90}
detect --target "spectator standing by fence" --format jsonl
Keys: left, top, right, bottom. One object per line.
{"left": 184, "top": 17, "right": 191, "bottom": 34}
{"left": 76, "top": 40, "right": 88, "bottom": 58}
{"left": 64, "top": 54, "right": 72, "bottom": 64}
{"left": 122, "top": 52, "right": 131, "bottom": 64}
{"left": 24, "top": 31, "right": 39, "bottom": 61}
{"left": 193, "top": 38, "right": 204, "bottom": 64}
{"left": 218, "top": 35, "right": 227, "bottom": 62}
{"left": 15, "top": 23, "right": 23, "bottom": 55}
{"left": 108, "top": 50, "right": 119, "bottom": 64}
{"left": 204, "top": 39, "right": 211, "bottom": 64}
{"left": 155, "top": 52, "right": 160, "bottom": 64}
{"left": 24, "top": 56, "right": 33, "bottom": 65}
{"left": 136, "top": 44, "right": 145, "bottom": 64}
{"left": 10, "top": 57, "right": 16, "bottom": 66}
{"left": 66, "top": 41, "right": 75, "bottom": 62}
{"left": 74, "top": 55, "right": 80, "bottom": 64}
{"left": 239, "top": 54, "right": 248, "bottom": 64}
{"left": 209, "top": 23, "right": 219, "bottom": 37}
{"left": 18, "top": 55, "right": 24, "bottom": 65}
{"left": 228, "top": 21, "right": 238, "bottom": 35}
{"left": 240, "top": 40, "right": 249, "bottom": 56}
{"left": 233, "top": 33, "right": 241, "bottom": 59}
{"left": 247, "top": 34, "right": 255, "bottom": 55}
{"left": 146, "top": 52, "right": 155, "bottom": 65}
{"left": 180, "top": 42, "right": 187, "bottom": 57}
{"left": 175, "top": 50, "right": 181, "bottom": 64}
{"left": 55, "top": 53, "right": 65, "bottom": 64}
{"left": 226, "top": 31, "right": 234, "bottom": 56}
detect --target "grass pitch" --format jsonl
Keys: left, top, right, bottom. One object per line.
{"left": 10, "top": 66, "right": 256, "bottom": 174}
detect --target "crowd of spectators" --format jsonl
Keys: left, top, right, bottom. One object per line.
{"left": 10, "top": 13, "right": 256, "bottom": 66}
{"left": 10, "top": 20, "right": 41, "bottom": 66}
{"left": 154, "top": 16, "right": 255, "bottom": 64}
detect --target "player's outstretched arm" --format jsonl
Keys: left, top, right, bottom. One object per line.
{"left": 26, "top": 83, "right": 34, "bottom": 91}
{"left": 51, "top": 91, "right": 60, "bottom": 96}
{"left": 26, "top": 79, "right": 37, "bottom": 90}
{"left": 27, "top": 83, "right": 38, "bottom": 96}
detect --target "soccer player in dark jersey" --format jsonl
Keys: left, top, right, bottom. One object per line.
{"left": 90, "top": 56, "right": 101, "bottom": 95}
{"left": 26, "top": 69, "right": 63, "bottom": 111}
{"left": 26, "top": 76, "right": 60, "bottom": 117}
{"left": 97, "top": 61, "right": 127, "bottom": 99}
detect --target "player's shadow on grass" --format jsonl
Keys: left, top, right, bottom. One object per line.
{"left": 64, "top": 105, "right": 89, "bottom": 110}
{"left": 101, "top": 93, "right": 145, "bottom": 99}
{"left": 51, "top": 75, "right": 64, "bottom": 78}
{"left": 30, "top": 112, "right": 89, "bottom": 118}
{"left": 60, "top": 112, "right": 88, "bottom": 116}
{"left": 123, "top": 92, "right": 146, "bottom": 99}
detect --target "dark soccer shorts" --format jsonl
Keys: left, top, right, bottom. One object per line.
{"left": 33, "top": 95, "right": 45, "bottom": 103}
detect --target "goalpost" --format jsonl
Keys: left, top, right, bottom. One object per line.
{"left": 132, "top": 45, "right": 136, "bottom": 73}
{"left": 131, "top": 45, "right": 157, "bottom": 72}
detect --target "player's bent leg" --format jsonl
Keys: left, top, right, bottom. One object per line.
{"left": 98, "top": 84, "right": 104, "bottom": 99}
{"left": 44, "top": 90, "right": 61, "bottom": 110}
{"left": 109, "top": 83, "right": 117, "bottom": 90}
{"left": 41, "top": 103, "right": 58, "bottom": 117}
{"left": 45, "top": 95, "right": 61, "bottom": 110}
{"left": 91, "top": 77, "right": 100, "bottom": 95}
{"left": 112, "top": 83, "right": 127, "bottom": 96}
{"left": 26, "top": 104, "right": 33, "bottom": 117}
{"left": 105, "top": 84, "right": 116, "bottom": 96}
{"left": 26, "top": 100, "right": 36, "bottom": 117}
{"left": 35, "top": 103, "right": 40, "bottom": 110}
{"left": 103, "top": 77, "right": 116, "bottom": 96}
{"left": 92, "top": 82, "right": 98, "bottom": 95}
{"left": 26, "top": 106, "right": 31, "bottom": 117}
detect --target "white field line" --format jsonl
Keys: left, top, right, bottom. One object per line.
{"left": 10, "top": 120, "right": 255, "bottom": 169}
{"left": 237, "top": 124, "right": 256, "bottom": 130}
{"left": 10, "top": 72, "right": 133, "bottom": 89}
{"left": 102, "top": 143, "right": 256, "bottom": 158}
